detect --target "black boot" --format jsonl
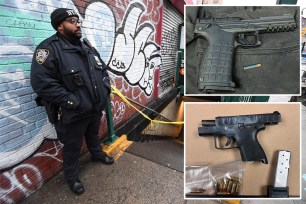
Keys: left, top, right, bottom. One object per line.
{"left": 68, "top": 178, "right": 85, "bottom": 195}
{"left": 91, "top": 154, "right": 114, "bottom": 165}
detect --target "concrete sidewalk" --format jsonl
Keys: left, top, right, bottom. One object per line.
{"left": 21, "top": 151, "right": 184, "bottom": 204}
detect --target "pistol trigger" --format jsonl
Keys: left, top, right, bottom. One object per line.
{"left": 235, "top": 34, "right": 246, "bottom": 46}
{"left": 225, "top": 137, "right": 233, "bottom": 146}
{"left": 254, "top": 31, "right": 261, "bottom": 46}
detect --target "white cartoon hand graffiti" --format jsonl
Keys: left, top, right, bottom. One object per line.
{"left": 109, "top": 2, "right": 161, "bottom": 96}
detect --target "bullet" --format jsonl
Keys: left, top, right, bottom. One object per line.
{"left": 243, "top": 63, "right": 262, "bottom": 70}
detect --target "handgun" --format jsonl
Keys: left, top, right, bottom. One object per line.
{"left": 198, "top": 111, "right": 281, "bottom": 164}
{"left": 194, "top": 14, "right": 296, "bottom": 93}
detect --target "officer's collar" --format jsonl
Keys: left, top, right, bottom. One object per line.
{"left": 56, "top": 33, "right": 82, "bottom": 51}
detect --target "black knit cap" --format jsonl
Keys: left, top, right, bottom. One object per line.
{"left": 50, "top": 8, "right": 79, "bottom": 30}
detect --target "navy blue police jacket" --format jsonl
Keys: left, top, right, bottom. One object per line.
{"left": 31, "top": 33, "right": 111, "bottom": 124}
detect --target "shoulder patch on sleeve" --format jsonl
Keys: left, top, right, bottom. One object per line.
{"left": 36, "top": 49, "right": 50, "bottom": 64}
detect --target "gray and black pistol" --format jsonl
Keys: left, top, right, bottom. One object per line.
{"left": 194, "top": 14, "right": 297, "bottom": 93}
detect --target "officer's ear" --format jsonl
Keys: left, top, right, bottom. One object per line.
{"left": 57, "top": 23, "right": 64, "bottom": 32}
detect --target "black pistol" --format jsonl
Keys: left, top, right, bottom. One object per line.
{"left": 198, "top": 111, "right": 281, "bottom": 164}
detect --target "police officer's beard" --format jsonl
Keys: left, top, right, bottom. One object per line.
{"left": 63, "top": 27, "right": 82, "bottom": 43}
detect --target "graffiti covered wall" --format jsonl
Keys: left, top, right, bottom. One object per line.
{"left": 0, "top": 0, "right": 163, "bottom": 203}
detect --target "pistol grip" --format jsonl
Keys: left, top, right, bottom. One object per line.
{"left": 237, "top": 127, "right": 268, "bottom": 164}
{"left": 195, "top": 25, "right": 236, "bottom": 92}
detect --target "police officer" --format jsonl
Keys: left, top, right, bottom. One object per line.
{"left": 31, "top": 8, "right": 114, "bottom": 195}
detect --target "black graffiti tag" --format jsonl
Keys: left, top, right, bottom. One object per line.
{"left": 5, "top": 18, "right": 36, "bottom": 29}
{"left": 112, "top": 58, "right": 126, "bottom": 69}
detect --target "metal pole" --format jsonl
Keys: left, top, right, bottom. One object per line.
{"left": 105, "top": 96, "right": 118, "bottom": 144}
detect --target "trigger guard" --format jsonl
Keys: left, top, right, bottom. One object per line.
{"left": 235, "top": 32, "right": 261, "bottom": 48}
{"left": 214, "top": 136, "right": 237, "bottom": 150}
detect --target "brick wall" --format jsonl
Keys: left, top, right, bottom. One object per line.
{"left": 0, "top": 0, "right": 163, "bottom": 203}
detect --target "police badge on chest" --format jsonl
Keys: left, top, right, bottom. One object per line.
{"left": 94, "top": 56, "right": 102, "bottom": 66}
{"left": 93, "top": 55, "right": 106, "bottom": 71}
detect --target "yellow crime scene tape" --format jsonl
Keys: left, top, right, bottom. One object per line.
{"left": 111, "top": 85, "right": 184, "bottom": 125}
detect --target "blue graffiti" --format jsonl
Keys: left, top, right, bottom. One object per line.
{"left": 0, "top": 50, "right": 57, "bottom": 170}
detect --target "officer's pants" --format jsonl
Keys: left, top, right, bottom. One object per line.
{"left": 55, "top": 113, "right": 104, "bottom": 183}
